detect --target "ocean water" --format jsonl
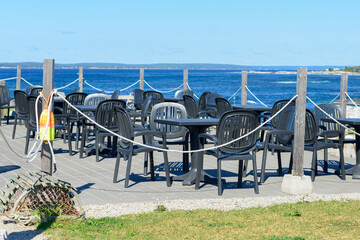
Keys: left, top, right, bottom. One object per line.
{"left": 1, "top": 68, "right": 360, "bottom": 108}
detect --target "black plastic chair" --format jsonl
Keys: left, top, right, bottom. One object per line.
{"left": 12, "top": 90, "right": 29, "bottom": 139}
{"left": 260, "top": 106, "right": 345, "bottom": 183}
{"left": 215, "top": 97, "right": 233, "bottom": 118}
{"left": 29, "top": 87, "right": 43, "bottom": 96}
{"left": 62, "top": 92, "right": 88, "bottom": 149}
{"left": 149, "top": 102, "right": 190, "bottom": 172}
{"left": 80, "top": 99, "right": 127, "bottom": 162}
{"left": 113, "top": 106, "right": 171, "bottom": 188}
{"left": 133, "top": 89, "right": 144, "bottom": 110}
{"left": 143, "top": 91, "right": 164, "bottom": 112}
{"left": 25, "top": 85, "right": 42, "bottom": 95}
{"left": 25, "top": 96, "right": 72, "bottom": 155}
{"left": 183, "top": 95, "right": 199, "bottom": 118}
{"left": 111, "top": 90, "right": 120, "bottom": 99}
{"left": 314, "top": 103, "right": 355, "bottom": 172}
{"left": 198, "top": 91, "right": 211, "bottom": 114}
{"left": 205, "top": 93, "right": 223, "bottom": 118}
{"left": 199, "top": 110, "right": 260, "bottom": 195}
{"left": 0, "top": 85, "right": 14, "bottom": 125}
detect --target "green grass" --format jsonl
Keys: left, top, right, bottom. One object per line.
{"left": 39, "top": 200, "right": 360, "bottom": 239}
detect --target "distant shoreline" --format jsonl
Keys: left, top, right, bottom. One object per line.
{"left": 249, "top": 70, "right": 360, "bottom": 75}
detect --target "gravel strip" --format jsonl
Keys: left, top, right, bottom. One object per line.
{"left": 84, "top": 192, "right": 360, "bottom": 218}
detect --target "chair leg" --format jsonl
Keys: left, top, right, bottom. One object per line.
{"left": 311, "top": 150, "right": 317, "bottom": 182}
{"left": 12, "top": 115, "right": 18, "bottom": 139}
{"left": 237, "top": 161, "right": 243, "bottom": 188}
{"left": 277, "top": 150, "right": 283, "bottom": 176}
{"left": 125, "top": 152, "right": 133, "bottom": 188}
{"left": 289, "top": 152, "right": 293, "bottom": 173}
{"left": 242, "top": 160, "right": 248, "bottom": 177}
{"left": 183, "top": 142, "right": 189, "bottom": 172}
{"left": 24, "top": 128, "right": 30, "bottom": 154}
{"left": 252, "top": 155, "right": 259, "bottom": 194}
{"left": 217, "top": 159, "right": 222, "bottom": 196}
{"left": 149, "top": 151, "right": 155, "bottom": 181}
{"left": 95, "top": 131, "right": 100, "bottom": 162}
{"left": 339, "top": 146, "right": 346, "bottom": 180}
{"left": 67, "top": 126, "right": 73, "bottom": 156}
{"left": 324, "top": 149, "right": 328, "bottom": 173}
{"left": 143, "top": 135, "right": 148, "bottom": 175}
{"left": 260, "top": 144, "right": 269, "bottom": 183}
{"left": 6, "top": 107, "right": 10, "bottom": 125}
{"left": 113, "top": 151, "right": 122, "bottom": 183}
{"left": 79, "top": 124, "right": 87, "bottom": 158}
{"left": 163, "top": 151, "right": 171, "bottom": 187}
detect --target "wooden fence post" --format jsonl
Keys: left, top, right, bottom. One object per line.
{"left": 340, "top": 73, "right": 348, "bottom": 117}
{"left": 16, "top": 66, "right": 21, "bottom": 90}
{"left": 139, "top": 68, "right": 144, "bottom": 90}
{"left": 41, "top": 59, "right": 55, "bottom": 175}
{"left": 241, "top": 71, "right": 248, "bottom": 105}
{"left": 281, "top": 67, "right": 313, "bottom": 194}
{"left": 183, "top": 70, "right": 188, "bottom": 90}
{"left": 78, "top": 67, "right": 83, "bottom": 92}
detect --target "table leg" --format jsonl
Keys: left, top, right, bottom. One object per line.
{"left": 345, "top": 126, "right": 360, "bottom": 179}
{"left": 172, "top": 126, "right": 218, "bottom": 186}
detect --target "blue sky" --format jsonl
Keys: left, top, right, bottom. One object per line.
{"left": 1, "top": 0, "right": 359, "bottom": 66}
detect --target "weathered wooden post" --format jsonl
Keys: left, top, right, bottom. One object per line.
{"left": 340, "top": 73, "right": 348, "bottom": 117}
{"left": 281, "top": 67, "right": 313, "bottom": 194}
{"left": 16, "top": 66, "right": 21, "bottom": 90}
{"left": 183, "top": 70, "right": 188, "bottom": 91}
{"left": 78, "top": 67, "right": 83, "bottom": 92}
{"left": 241, "top": 71, "right": 248, "bottom": 105}
{"left": 139, "top": 68, "right": 144, "bottom": 90}
{"left": 41, "top": 59, "right": 54, "bottom": 175}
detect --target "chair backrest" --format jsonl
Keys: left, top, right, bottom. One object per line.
{"left": 215, "top": 97, "right": 233, "bottom": 118}
{"left": 314, "top": 103, "right": 344, "bottom": 133}
{"left": 205, "top": 93, "right": 223, "bottom": 117}
{"left": 64, "top": 92, "right": 88, "bottom": 117}
{"left": 25, "top": 85, "right": 42, "bottom": 95}
{"left": 198, "top": 91, "right": 211, "bottom": 111}
{"left": 0, "top": 86, "right": 11, "bottom": 107}
{"left": 144, "top": 90, "right": 164, "bottom": 106}
{"left": 14, "top": 90, "right": 29, "bottom": 115}
{"left": 216, "top": 110, "right": 259, "bottom": 154}
{"left": 174, "top": 89, "right": 194, "bottom": 99}
{"left": 95, "top": 99, "right": 127, "bottom": 130}
{"left": 271, "top": 99, "right": 296, "bottom": 129}
{"left": 73, "top": 87, "right": 81, "bottom": 93}
{"left": 149, "top": 102, "right": 188, "bottom": 139}
{"left": 27, "top": 96, "right": 42, "bottom": 128}
{"left": 114, "top": 106, "right": 134, "bottom": 148}
{"left": 276, "top": 106, "right": 317, "bottom": 146}
{"left": 140, "top": 95, "right": 153, "bottom": 126}
{"left": 133, "top": 89, "right": 144, "bottom": 110}
{"left": 84, "top": 93, "right": 110, "bottom": 105}
{"left": 111, "top": 90, "right": 120, "bottom": 99}
{"left": 30, "top": 87, "right": 43, "bottom": 96}
{"left": 183, "top": 95, "right": 199, "bottom": 118}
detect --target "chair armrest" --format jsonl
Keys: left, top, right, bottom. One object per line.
{"left": 199, "top": 133, "right": 217, "bottom": 143}
{"left": 318, "top": 130, "right": 343, "bottom": 139}
{"left": 263, "top": 129, "right": 294, "bottom": 142}
{"left": 134, "top": 130, "right": 166, "bottom": 138}
{"left": 318, "top": 124, "right": 327, "bottom": 130}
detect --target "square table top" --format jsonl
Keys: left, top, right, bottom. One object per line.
{"left": 232, "top": 104, "right": 271, "bottom": 113}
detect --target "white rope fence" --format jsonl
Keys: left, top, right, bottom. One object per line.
{"left": 345, "top": 92, "right": 359, "bottom": 108}
{"left": 58, "top": 94, "right": 298, "bottom": 153}
{"left": 57, "top": 78, "right": 79, "bottom": 90}
{"left": 307, "top": 96, "right": 360, "bottom": 137}
{"left": 21, "top": 77, "right": 33, "bottom": 86}
{"left": 144, "top": 80, "right": 183, "bottom": 93}
{"left": 185, "top": 83, "right": 199, "bottom": 99}
{"left": 329, "top": 93, "right": 340, "bottom": 104}
{"left": 245, "top": 86, "right": 268, "bottom": 107}
{"left": 0, "top": 77, "right": 16, "bottom": 81}
{"left": 227, "top": 86, "right": 242, "bottom": 103}
{"left": 84, "top": 79, "right": 141, "bottom": 94}
{"left": 0, "top": 92, "right": 57, "bottom": 166}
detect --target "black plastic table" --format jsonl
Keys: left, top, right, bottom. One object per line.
{"left": 232, "top": 104, "right": 271, "bottom": 114}
{"left": 154, "top": 118, "right": 219, "bottom": 187}
{"left": 324, "top": 118, "right": 360, "bottom": 179}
